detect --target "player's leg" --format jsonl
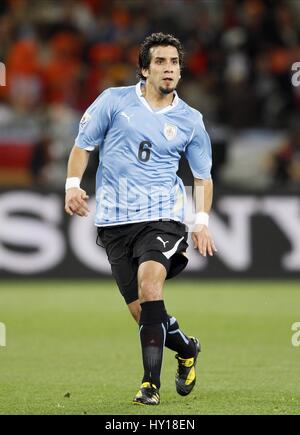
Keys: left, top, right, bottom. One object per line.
{"left": 133, "top": 260, "right": 168, "bottom": 405}
{"left": 128, "top": 299, "right": 197, "bottom": 358}
{"left": 128, "top": 292, "right": 199, "bottom": 396}
{"left": 165, "top": 251, "right": 200, "bottom": 396}
{"left": 132, "top": 220, "right": 201, "bottom": 397}
{"left": 127, "top": 300, "right": 141, "bottom": 322}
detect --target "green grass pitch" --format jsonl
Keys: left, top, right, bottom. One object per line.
{"left": 0, "top": 280, "right": 300, "bottom": 415}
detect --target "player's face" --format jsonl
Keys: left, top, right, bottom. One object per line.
{"left": 142, "top": 45, "right": 181, "bottom": 95}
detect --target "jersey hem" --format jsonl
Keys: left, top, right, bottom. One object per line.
{"left": 95, "top": 217, "right": 183, "bottom": 227}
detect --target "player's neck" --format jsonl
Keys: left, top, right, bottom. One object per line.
{"left": 142, "top": 82, "right": 174, "bottom": 109}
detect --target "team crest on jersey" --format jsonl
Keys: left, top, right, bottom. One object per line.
{"left": 164, "top": 123, "right": 177, "bottom": 140}
{"left": 80, "top": 112, "right": 91, "bottom": 128}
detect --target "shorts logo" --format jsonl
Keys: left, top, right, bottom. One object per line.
{"left": 80, "top": 112, "right": 92, "bottom": 128}
{"left": 164, "top": 123, "right": 177, "bottom": 140}
{"left": 162, "top": 236, "right": 184, "bottom": 259}
{"left": 156, "top": 236, "right": 169, "bottom": 248}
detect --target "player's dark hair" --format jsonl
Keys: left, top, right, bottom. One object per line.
{"left": 138, "top": 32, "right": 184, "bottom": 80}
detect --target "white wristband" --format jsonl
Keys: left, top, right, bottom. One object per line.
{"left": 65, "top": 177, "right": 81, "bottom": 191}
{"left": 195, "top": 212, "right": 209, "bottom": 227}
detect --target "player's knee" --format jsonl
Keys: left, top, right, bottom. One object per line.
{"left": 138, "top": 278, "right": 163, "bottom": 302}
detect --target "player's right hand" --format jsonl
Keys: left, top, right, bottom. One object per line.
{"left": 65, "top": 188, "right": 90, "bottom": 217}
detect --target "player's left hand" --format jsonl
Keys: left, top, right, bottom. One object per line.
{"left": 192, "top": 224, "right": 217, "bottom": 257}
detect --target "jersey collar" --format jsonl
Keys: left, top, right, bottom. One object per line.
{"left": 135, "top": 81, "right": 179, "bottom": 114}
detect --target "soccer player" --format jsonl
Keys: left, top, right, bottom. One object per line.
{"left": 65, "top": 33, "right": 217, "bottom": 406}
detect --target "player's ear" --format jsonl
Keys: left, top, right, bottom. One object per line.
{"left": 142, "top": 68, "right": 149, "bottom": 79}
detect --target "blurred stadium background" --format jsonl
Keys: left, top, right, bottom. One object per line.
{"left": 1, "top": 0, "right": 300, "bottom": 415}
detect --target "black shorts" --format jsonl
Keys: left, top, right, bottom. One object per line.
{"left": 97, "top": 220, "right": 189, "bottom": 304}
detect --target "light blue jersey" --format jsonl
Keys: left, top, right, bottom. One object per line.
{"left": 75, "top": 82, "right": 212, "bottom": 226}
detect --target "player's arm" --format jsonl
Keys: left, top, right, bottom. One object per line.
{"left": 65, "top": 89, "right": 113, "bottom": 217}
{"left": 192, "top": 178, "right": 217, "bottom": 257}
{"left": 65, "top": 145, "right": 90, "bottom": 217}
{"left": 185, "top": 113, "right": 217, "bottom": 257}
